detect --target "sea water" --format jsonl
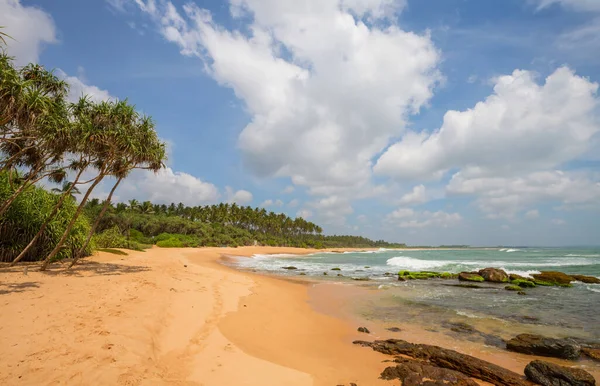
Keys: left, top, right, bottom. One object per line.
{"left": 230, "top": 248, "right": 600, "bottom": 342}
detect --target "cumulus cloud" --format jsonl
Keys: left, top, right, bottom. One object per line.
{"left": 296, "top": 209, "right": 313, "bottom": 219}
{"left": 287, "top": 199, "right": 299, "bottom": 208}
{"left": 54, "top": 68, "right": 114, "bottom": 103}
{"left": 307, "top": 195, "right": 354, "bottom": 225}
{"left": 398, "top": 185, "right": 428, "bottom": 205}
{"left": 117, "top": 167, "right": 219, "bottom": 205}
{"left": 0, "top": 0, "right": 57, "bottom": 65}
{"left": 123, "top": 0, "right": 441, "bottom": 198}
{"left": 260, "top": 199, "right": 283, "bottom": 207}
{"left": 386, "top": 208, "right": 462, "bottom": 228}
{"left": 375, "top": 67, "right": 599, "bottom": 180}
{"left": 225, "top": 187, "right": 253, "bottom": 205}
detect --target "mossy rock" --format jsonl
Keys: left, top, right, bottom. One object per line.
{"left": 510, "top": 273, "right": 530, "bottom": 281}
{"left": 571, "top": 275, "right": 600, "bottom": 284}
{"left": 282, "top": 266, "right": 298, "bottom": 270}
{"left": 398, "top": 270, "right": 411, "bottom": 276}
{"left": 511, "top": 279, "right": 536, "bottom": 288}
{"left": 352, "top": 277, "right": 370, "bottom": 281}
{"left": 534, "top": 280, "right": 554, "bottom": 286}
{"left": 299, "top": 272, "right": 306, "bottom": 276}
{"left": 364, "top": 266, "right": 371, "bottom": 268}
{"left": 451, "top": 284, "right": 484, "bottom": 289}
{"left": 331, "top": 267, "right": 341, "bottom": 271}
{"left": 532, "top": 271, "right": 574, "bottom": 286}
{"left": 323, "top": 272, "right": 328, "bottom": 276}
{"left": 337, "top": 274, "right": 344, "bottom": 277}
{"left": 440, "top": 272, "right": 458, "bottom": 279}
{"left": 505, "top": 285, "right": 522, "bottom": 291}
{"left": 458, "top": 272, "right": 485, "bottom": 282}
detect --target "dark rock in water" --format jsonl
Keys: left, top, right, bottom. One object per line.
{"left": 524, "top": 360, "right": 596, "bottom": 386}
{"left": 532, "top": 271, "right": 574, "bottom": 287}
{"left": 364, "top": 266, "right": 370, "bottom": 268}
{"left": 299, "top": 272, "right": 306, "bottom": 275}
{"left": 479, "top": 268, "right": 510, "bottom": 283}
{"left": 443, "top": 321, "right": 477, "bottom": 334}
{"left": 458, "top": 272, "right": 485, "bottom": 282}
{"left": 444, "top": 283, "right": 489, "bottom": 289}
{"left": 337, "top": 273, "right": 344, "bottom": 277}
{"left": 352, "top": 277, "right": 370, "bottom": 281}
{"left": 518, "top": 291, "right": 527, "bottom": 295}
{"left": 387, "top": 327, "right": 402, "bottom": 332}
{"left": 357, "top": 327, "right": 370, "bottom": 333}
{"left": 282, "top": 266, "right": 298, "bottom": 270}
{"left": 442, "top": 321, "right": 506, "bottom": 349}
{"left": 354, "top": 339, "right": 530, "bottom": 386}
{"left": 323, "top": 272, "right": 328, "bottom": 276}
{"left": 507, "top": 334, "right": 581, "bottom": 360}
{"left": 381, "top": 357, "right": 478, "bottom": 386}
{"left": 398, "top": 276, "right": 406, "bottom": 281}
{"left": 512, "top": 279, "right": 536, "bottom": 288}
{"left": 331, "top": 267, "right": 341, "bottom": 271}
{"left": 582, "top": 348, "right": 600, "bottom": 362}
{"left": 571, "top": 275, "right": 600, "bottom": 284}
{"left": 506, "top": 285, "right": 522, "bottom": 291}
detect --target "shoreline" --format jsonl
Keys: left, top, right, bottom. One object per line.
{"left": 1, "top": 246, "right": 598, "bottom": 385}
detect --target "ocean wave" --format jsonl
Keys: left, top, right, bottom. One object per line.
{"left": 586, "top": 286, "right": 600, "bottom": 293}
{"left": 505, "top": 248, "right": 520, "bottom": 253}
{"left": 251, "top": 253, "right": 299, "bottom": 259}
{"left": 565, "top": 254, "right": 600, "bottom": 258}
{"left": 386, "top": 256, "right": 449, "bottom": 270}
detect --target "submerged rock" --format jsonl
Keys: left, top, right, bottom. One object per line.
{"left": 357, "top": 327, "right": 370, "bottom": 333}
{"left": 458, "top": 272, "right": 485, "bottom": 282}
{"left": 479, "top": 268, "right": 510, "bottom": 283}
{"left": 506, "top": 334, "right": 581, "bottom": 360}
{"left": 518, "top": 291, "right": 527, "bottom": 295}
{"left": 511, "top": 279, "right": 536, "bottom": 288}
{"left": 524, "top": 360, "right": 596, "bottom": 386}
{"left": 445, "top": 283, "right": 487, "bottom": 289}
{"left": 506, "top": 285, "right": 522, "bottom": 291}
{"left": 354, "top": 339, "right": 530, "bottom": 386}
{"left": 281, "top": 266, "right": 298, "bottom": 270}
{"left": 571, "top": 275, "right": 600, "bottom": 284}
{"left": 532, "top": 271, "right": 574, "bottom": 287}
{"left": 443, "top": 321, "right": 477, "bottom": 334}
{"left": 298, "top": 272, "right": 306, "bottom": 275}
{"left": 381, "top": 357, "right": 478, "bottom": 386}
{"left": 331, "top": 267, "right": 341, "bottom": 271}
{"left": 352, "top": 277, "right": 370, "bottom": 281}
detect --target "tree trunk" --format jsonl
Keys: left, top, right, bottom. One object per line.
{"left": 9, "top": 167, "right": 87, "bottom": 266}
{"left": 40, "top": 173, "right": 105, "bottom": 271}
{"left": 69, "top": 176, "right": 123, "bottom": 268}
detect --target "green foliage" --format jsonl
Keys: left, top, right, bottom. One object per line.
{"left": 511, "top": 279, "right": 536, "bottom": 288}
{"left": 94, "top": 226, "right": 129, "bottom": 249}
{"left": 97, "top": 248, "right": 128, "bottom": 256}
{"left": 505, "top": 285, "right": 522, "bottom": 291}
{"left": 155, "top": 233, "right": 201, "bottom": 248}
{"left": 0, "top": 172, "right": 91, "bottom": 262}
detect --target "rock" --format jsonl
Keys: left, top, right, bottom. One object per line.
{"left": 337, "top": 274, "right": 344, "bottom": 277}
{"left": 479, "top": 268, "right": 509, "bottom": 283}
{"left": 506, "top": 285, "right": 522, "bottom": 291}
{"left": 357, "top": 327, "right": 370, "bottom": 333}
{"left": 571, "top": 275, "right": 600, "bottom": 284}
{"left": 582, "top": 348, "right": 600, "bottom": 362}
{"left": 381, "top": 357, "right": 478, "bottom": 386}
{"left": 398, "top": 276, "right": 407, "bottom": 281}
{"left": 443, "top": 321, "right": 476, "bottom": 334}
{"left": 506, "top": 334, "right": 581, "bottom": 360}
{"left": 441, "top": 272, "right": 459, "bottom": 279}
{"left": 510, "top": 273, "right": 531, "bottom": 281}
{"left": 299, "top": 272, "right": 306, "bottom": 275}
{"left": 458, "top": 272, "right": 485, "bottom": 282}
{"left": 364, "top": 266, "right": 370, "bottom": 268}
{"left": 352, "top": 277, "right": 370, "bottom": 281}
{"left": 444, "top": 284, "right": 487, "bottom": 289}
{"left": 323, "top": 272, "right": 328, "bottom": 276}
{"left": 282, "top": 266, "right": 298, "bottom": 270}
{"left": 524, "top": 360, "right": 595, "bottom": 386}
{"left": 512, "top": 279, "right": 536, "bottom": 288}
{"left": 354, "top": 339, "right": 530, "bottom": 386}
{"left": 387, "top": 327, "right": 402, "bottom": 332}
{"left": 532, "top": 271, "right": 574, "bottom": 287}
{"left": 331, "top": 267, "right": 341, "bottom": 271}
{"left": 518, "top": 291, "right": 527, "bottom": 295}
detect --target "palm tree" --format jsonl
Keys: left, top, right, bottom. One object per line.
{"left": 51, "top": 181, "right": 81, "bottom": 200}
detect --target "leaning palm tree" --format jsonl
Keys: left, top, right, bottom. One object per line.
{"left": 51, "top": 181, "right": 81, "bottom": 200}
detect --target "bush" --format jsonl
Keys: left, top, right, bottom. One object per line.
{"left": 94, "top": 226, "right": 128, "bottom": 248}
{"left": 0, "top": 172, "right": 91, "bottom": 262}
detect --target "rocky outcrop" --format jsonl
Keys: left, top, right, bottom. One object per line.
{"left": 506, "top": 334, "right": 581, "bottom": 360}
{"left": 459, "top": 272, "right": 485, "bottom": 282}
{"left": 510, "top": 273, "right": 531, "bottom": 281}
{"left": 571, "top": 275, "right": 600, "bottom": 284}
{"left": 532, "top": 271, "right": 574, "bottom": 287}
{"left": 511, "top": 279, "right": 536, "bottom": 288}
{"left": 479, "top": 268, "right": 509, "bottom": 283}
{"left": 582, "top": 348, "right": 600, "bottom": 362}
{"left": 357, "top": 327, "right": 370, "bottom": 333}
{"left": 354, "top": 339, "right": 531, "bottom": 386}
{"left": 380, "top": 357, "right": 478, "bottom": 386}
{"left": 524, "top": 360, "right": 596, "bottom": 386}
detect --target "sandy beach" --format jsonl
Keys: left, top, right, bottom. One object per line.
{"left": 0, "top": 246, "right": 391, "bottom": 385}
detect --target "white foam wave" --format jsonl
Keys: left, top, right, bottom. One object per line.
{"left": 505, "top": 248, "right": 520, "bottom": 253}
{"left": 456, "top": 310, "right": 482, "bottom": 319}
{"left": 251, "top": 253, "right": 299, "bottom": 259}
{"left": 386, "top": 256, "right": 449, "bottom": 270}
{"left": 501, "top": 269, "right": 540, "bottom": 278}
{"left": 586, "top": 286, "right": 600, "bottom": 293}
{"left": 566, "top": 254, "right": 600, "bottom": 257}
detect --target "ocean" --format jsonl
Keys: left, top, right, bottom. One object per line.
{"left": 229, "top": 247, "right": 600, "bottom": 343}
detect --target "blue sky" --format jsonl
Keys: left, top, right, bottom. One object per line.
{"left": 2, "top": 0, "right": 600, "bottom": 246}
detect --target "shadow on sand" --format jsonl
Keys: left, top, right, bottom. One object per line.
{"left": 0, "top": 259, "right": 151, "bottom": 280}
{"left": 0, "top": 281, "right": 41, "bottom": 295}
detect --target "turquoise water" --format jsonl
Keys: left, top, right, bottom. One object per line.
{"left": 231, "top": 248, "right": 600, "bottom": 341}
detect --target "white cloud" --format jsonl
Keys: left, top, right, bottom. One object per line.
{"left": 118, "top": 167, "right": 219, "bottom": 205}
{"left": 225, "top": 187, "right": 253, "bottom": 205}
{"left": 260, "top": 198, "right": 283, "bottom": 207}
{"left": 447, "top": 171, "right": 600, "bottom": 219}
{"left": 282, "top": 185, "right": 295, "bottom": 194}
{"left": 56, "top": 69, "right": 114, "bottom": 103}
{"left": 398, "top": 184, "right": 428, "bottom": 205}
{"left": 551, "top": 218, "right": 566, "bottom": 225}
{"left": 125, "top": 0, "right": 441, "bottom": 199}
{"left": 0, "top": 0, "right": 57, "bottom": 65}
{"left": 525, "top": 209, "right": 540, "bottom": 219}
{"left": 307, "top": 195, "right": 354, "bottom": 225}
{"left": 386, "top": 208, "right": 462, "bottom": 229}
{"left": 375, "top": 67, "right": 599, "bottom": 181}
{"left": 287, "top": 199, "right": 299, "bottom": 208}
{"left": 532, "top": 0, "right": 600, "bottom": 12}
{"left": 296, "top": 209, "right": 313, "bottom": 219}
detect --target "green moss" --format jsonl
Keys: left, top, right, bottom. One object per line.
{"left": 440, "top": 272, "right": 458, "bottom": 279}
{"left": 511, "top": 279, "right": 536, "bottom": 288}
{"left": 534, "top": 280, "right": 554, "bottom": 286}
{"left": 459, "top": 273, "right": 485, "bottom": 282}
{"left": 505, "top": 285, "right": 522, "bottom": 291}
{"left": 398, "top": 270, "right": 410, "bottom": 276}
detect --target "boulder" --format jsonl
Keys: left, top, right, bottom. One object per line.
{"left": 582, "top": 348, "right": 600, "bottom": 362}
{"left": 357, "top": 327, "right": 370, "bottom": 333}
{"left": 380, "top": 357, "right": 478, "bottom": 386}
{"left": 282, "top": 266, "right": 298, "bottom": 270}
{"left": 510, "top": 273, "right": 531, "bottom": 281}
{"left": 331, "top": 267, "right": 341, "bottom": 271}
{"left": 532, "top": 271, "right": 574, "bottom": 287}
{"left": 571, "top": 275, "right": 600, "bottom": 284}
{"left": 458, "top": 272, "right": 485, "bottom": 282}
{"left": 354, "top": 339, "right": 531, "bottom": 386}
{"left": 524, "top": 360, "right": 595, "bottom": 386}
{"left": 512, "top": 279, "right": 536, "bottom": 288}
{"left": 506, "top": 285, "right": 522, "bottom": 291}
{"left": 506, "top": 334, "right": 581, "bottom": 360}
{"left": 479, "top": 268, "right": 510, "bottom": 283}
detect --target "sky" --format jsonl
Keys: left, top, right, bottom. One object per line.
{"left": 1, "top": 0, "right": 599, "bottom": 246}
